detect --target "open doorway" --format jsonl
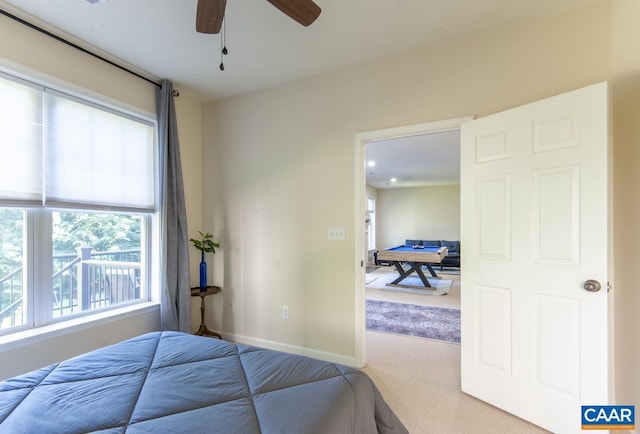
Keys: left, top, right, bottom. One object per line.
{"left": 365, "top": 129, "right": 461, "bottom": 252}
{"left": 353, "top": 116, "right": 472, "bottom": 366}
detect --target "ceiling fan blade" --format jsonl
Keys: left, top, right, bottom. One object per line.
{"left": 196, "top": 0, "right": 227, "bottom": 34}
{"left": 266, "top": 0, "right": 321, "bottom": 27}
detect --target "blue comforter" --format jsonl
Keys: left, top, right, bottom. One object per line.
{"left": 0, "top": 331, "right": 407, "bottom": 433}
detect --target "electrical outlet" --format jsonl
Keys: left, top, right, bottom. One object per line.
{"left": 282, "top": 306, "right": 289, "bottom": 320}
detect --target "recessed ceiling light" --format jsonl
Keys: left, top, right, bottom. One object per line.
{"left": 367, "top": 160, "right": 376, "bottom": 167}
{"left": 390, "top": 178, "right": 397, "bottom": 183}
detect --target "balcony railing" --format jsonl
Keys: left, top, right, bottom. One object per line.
{"left": 0, "top": 266, "right": 23, "bottom": 329}
{"left": 0, "top": 247, "right": 141, "bottom": 330}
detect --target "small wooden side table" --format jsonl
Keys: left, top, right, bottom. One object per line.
{"left": 191, "top": 286, "right": 222, "bottom": 339}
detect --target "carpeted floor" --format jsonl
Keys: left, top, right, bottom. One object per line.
{"left": 363, "top": 267, "right": 548, "bottom": 433}
{"left": 363, "top": 332, "right": 550, "bottom": 434}
{"left": 365, "top": 264, "right": 461, "bottom": 307}
{"left": 366, "top": 299, "right": 461, "bottom": 343}
{"left": 366, "top": 272, "right": 453, "bottom": 295}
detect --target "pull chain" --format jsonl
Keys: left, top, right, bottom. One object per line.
{"left": 220, "top": 19, "right": 228, "bottom": 71}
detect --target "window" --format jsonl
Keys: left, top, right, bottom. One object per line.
{"left": 0, "top": 71, "right": 157, "bottom": 335}
{"left": 366, "top": 196, "right": 376, "bottom": 250}
{"left": 0, "top": 209, "right": 24, "bottom": 329}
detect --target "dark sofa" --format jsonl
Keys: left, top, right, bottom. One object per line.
{"left": 408, "top": 239, "right": 460, "bottom": 269}
{"left": 374, "top": 239, "right": 460, "bottom": 269}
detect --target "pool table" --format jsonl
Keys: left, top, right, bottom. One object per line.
{"left": 376, "top": 245, "right": 448, "bottom": 287}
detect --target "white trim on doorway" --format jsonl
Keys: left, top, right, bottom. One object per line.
{"left": 352, "top": 116, "right": 473, "bottom": 367}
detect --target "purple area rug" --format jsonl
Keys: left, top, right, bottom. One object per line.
{"left": 366, "top": 299, "right": 461, "bottom": 344}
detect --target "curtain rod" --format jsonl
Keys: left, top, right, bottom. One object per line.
{"left": 0, "top": 7, "right": 162, "bottom": 89}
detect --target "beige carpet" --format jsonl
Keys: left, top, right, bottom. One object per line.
{"left": 366, "top": 268, "right": 453, "bottom": 296}
{"left": 366, "top": 266, "right": 461, "bottom": 309}
{"left": 364, "top": 267, "right": 550, "bottom": 433}
{"left": 362, "top": 331, "right": 549, "bottom": 434}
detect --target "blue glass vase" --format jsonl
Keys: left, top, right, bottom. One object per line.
{"left": 199, "top": 252, "right": 207, "bottom": 292}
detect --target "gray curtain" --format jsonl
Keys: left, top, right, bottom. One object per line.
{"left": 157, "top": 80, "right": 191, "bottom": 332}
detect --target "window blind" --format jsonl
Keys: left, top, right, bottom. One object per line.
{"left": 45, "top": 91, "right": 155, "bottom": 211}
{"left": 0, "top": 73, "right": 155, "bottom": 212}
{"left": 0, "top": 74, "right": 43, "bottom": 205}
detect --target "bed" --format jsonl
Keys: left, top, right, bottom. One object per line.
{"left": 0, "top": 331, "right": 407, "bottom": 433}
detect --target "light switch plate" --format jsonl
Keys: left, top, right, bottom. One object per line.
{"left": 328, "top": 226, "right": 346, "bottom": 240}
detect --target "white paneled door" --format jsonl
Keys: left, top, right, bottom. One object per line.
{"left": 460, "top": 82, "right": 609, "bottom": 434}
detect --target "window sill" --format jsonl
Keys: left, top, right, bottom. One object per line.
{"left": 0, "top": 302, "right": 160, "bottom": 352}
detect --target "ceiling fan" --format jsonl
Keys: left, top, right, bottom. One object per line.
{"left": 196, "top": 0, "right": 321, "bottom": 34}
{"left": 85, "top": 0, "right": 320, "bottom": 70}
{"left": 86, "top": 0, "right": 321, "bottom": 34}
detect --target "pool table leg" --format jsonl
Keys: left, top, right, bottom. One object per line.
{"left": 423, "top": 263, "right": 438, "bottom": 278}
{"left": 390, "top": 261, "right": 433, "bottom": 287}
{"left": 414, "top": 265, "right": 432, "bottom": 286}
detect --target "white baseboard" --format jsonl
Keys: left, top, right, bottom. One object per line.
{"left": 221, "top": 332, "right": 359, "bottom": 368}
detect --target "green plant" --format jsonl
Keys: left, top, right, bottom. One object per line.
{"left": 190, "top": 231, "right": 220, "bottom": 254}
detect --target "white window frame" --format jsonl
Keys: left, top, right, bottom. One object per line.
{"left": 0, "top": 68, "right": 160, "bottom": 340}
{"left": 367, "top": 195, "right": 376, "bottom": 251}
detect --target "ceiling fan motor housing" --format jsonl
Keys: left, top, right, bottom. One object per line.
{"left": 85, "top": 0, "right": 110, "bottom": 6}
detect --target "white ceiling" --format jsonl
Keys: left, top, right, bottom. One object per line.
{"left": 366, "top": 130, "right": 460, "bottom": 189}
{"left": 0, "top": 0, "right": 597, "bottom": 188}
{"left": 0, "top": 0, "right": 598, "bottom": 102}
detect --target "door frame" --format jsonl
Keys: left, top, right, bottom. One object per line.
{"left": 353, "top": 115, "right": 473, "bottom": 367}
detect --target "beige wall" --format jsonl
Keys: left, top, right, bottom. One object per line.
{"left": 1, "top": 0, "right": 637, "bottom": 410}
{"left": 0, "top": 11, "right": 156, "bottom": 115}
{"left": 376, "top": 185, "right": 461, "bottom": 249}
{"left": 611, "top": 0, "right": 640, "bottom": 410}
{"left": 204, "top": 2, "right": 612, "bottom": 365}
{"left": 0, "top": 11, "right": 205, "bottom": 378}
